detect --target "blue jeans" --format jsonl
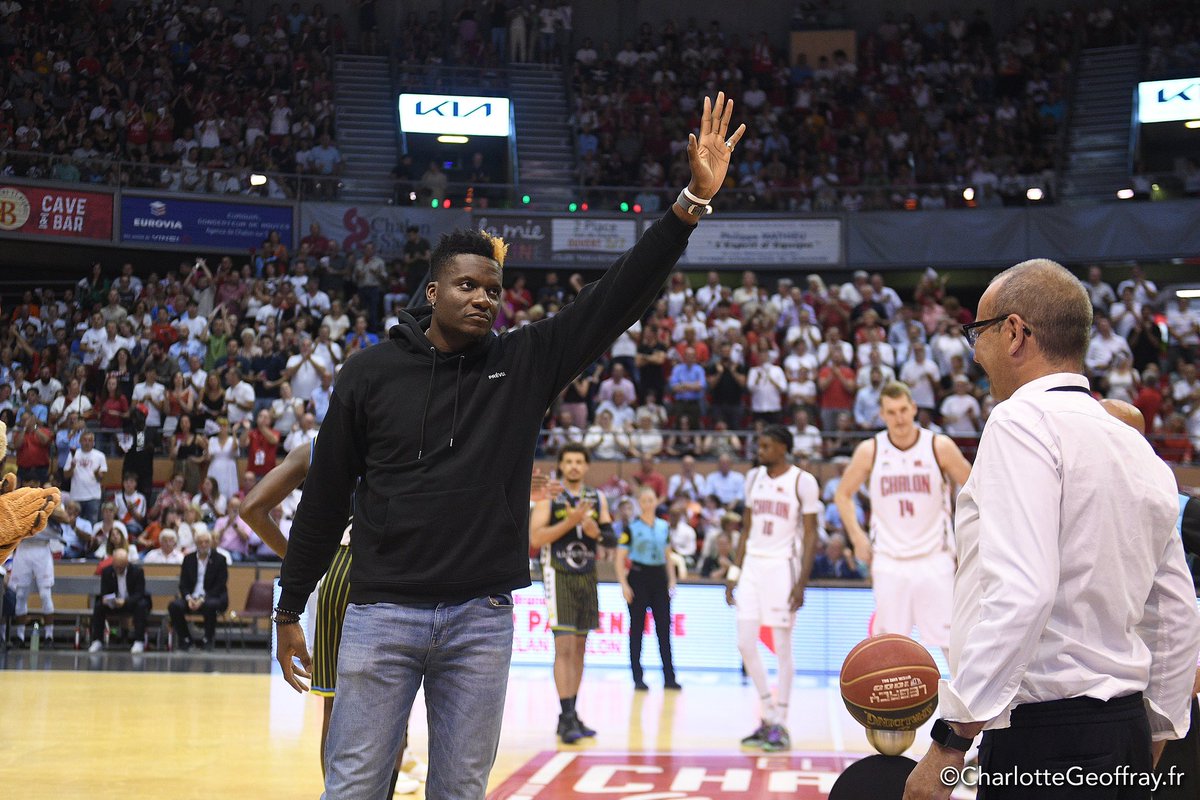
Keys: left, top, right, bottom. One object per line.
{"left": 323, "top": 596, "right": 515, "bottom": 799}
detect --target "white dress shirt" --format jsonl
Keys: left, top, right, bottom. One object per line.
{"left": 942, "top": 373, "right": 1200, "bottom": 740}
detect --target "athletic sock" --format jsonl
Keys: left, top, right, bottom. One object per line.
{"left": 775, "top": 702, "right": 789, "bottom": 726}
{"left": 760, "top": 693, "right": 776, "bottom": 725}
{"left": 560, "top": 696, "right": 576, "bottom": 715}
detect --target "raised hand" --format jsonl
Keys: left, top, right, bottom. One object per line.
{"left": 686, "top": 91, "right": 747, "bottom": 200}
{"left": 0, "top": 484, "right": 61, "bottom": 563}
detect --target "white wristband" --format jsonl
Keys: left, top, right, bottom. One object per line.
{"left": 726, "top": 565, "right": 741, "bottom": 582}
{"left": 681, "top": 186, "right": 711, "bottom": 205}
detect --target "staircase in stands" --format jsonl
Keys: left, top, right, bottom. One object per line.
{"left": 508, "top": 62, "right": 576, "bottom": 206}
{"left": 1060, "top": 44, "right": 1141, "bottom": 204}
{"left": 333, "top": 54, "right": 397, "bottom": 203}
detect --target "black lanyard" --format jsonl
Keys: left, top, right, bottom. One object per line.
{"left": 1046, "top": 385, "right": 1091, "bottom": 394}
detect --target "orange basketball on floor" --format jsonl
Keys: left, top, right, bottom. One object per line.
{"left": 839, "top": 634, "right": 940, "bottom": 731}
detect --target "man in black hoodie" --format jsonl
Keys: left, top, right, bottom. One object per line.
{"left": 276, "top": 92, "right": 745, "bottom": 798}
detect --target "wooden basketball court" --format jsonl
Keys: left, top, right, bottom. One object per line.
{"left": 0, "top": 657, "right": 964, "bottom": 800}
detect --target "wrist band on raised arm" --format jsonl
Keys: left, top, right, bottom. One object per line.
{"left": 726, "top": 564, "right": 741, "bottom": 582}
{"left": 681, "top": 186, "right": 711, "bottom": 205}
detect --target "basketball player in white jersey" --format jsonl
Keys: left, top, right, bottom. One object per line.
{"left": 726, "top": 424, "right": 821, "bottom": 752}
{"left": 834, "top": 381, "right": 972, "bottom": 658}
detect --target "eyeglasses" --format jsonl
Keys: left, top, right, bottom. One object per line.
{"left": 962, "top": 314, "right": 1014, "bottom": 347}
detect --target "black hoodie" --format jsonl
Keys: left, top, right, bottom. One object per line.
{"left": 279, "top": 211, "right": 695, "bottom": 609}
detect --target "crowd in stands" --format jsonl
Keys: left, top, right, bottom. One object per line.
{"left": 2, "top": 237, "right": 1197, "bottom": 579}
{"left": 570, "top": 7, "right": 1076, "bottom": 212}
{"left": 0, "top": 1, "right": 342, "bottom": 197}
{"left": 1145, "top": 1, "right": 1200, "bottom": 76}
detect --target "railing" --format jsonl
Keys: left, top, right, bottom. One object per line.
{"left": 0, "top": 149, "right": 332, "bottom": 203}
{"left": 39, "top": 420, "right": 1200, "bottom": 474}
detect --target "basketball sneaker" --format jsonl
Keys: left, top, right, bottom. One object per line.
{"left": 573, "top": 714, "right": 596, "bottom": 737}
{"left": 557, "top": 712, "right": 585, "bottom": 744}
{"left": 740, "top": 721, "right": 770, "bottom": 747}
{"left": 761, "top": 724, "right": 791, "bottom": 752}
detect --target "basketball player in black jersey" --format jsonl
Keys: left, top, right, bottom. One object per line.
{"left": 530, "top": 443, "right": 615, "bottom": 744}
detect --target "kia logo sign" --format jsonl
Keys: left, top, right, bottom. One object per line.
{"left": 1138, "top": 78, "right": 1200, "bottom": 123}
{"left": 398, "top": 93, "right": 512, "bottom": 137}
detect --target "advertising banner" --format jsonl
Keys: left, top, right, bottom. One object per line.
{"left": 120, "top": 195, "right": 293, "bottom": 249}
{"left": 550, "top": 217, "right": 638, "bottom": 262}
{"left": 398, "top": 93, "right": 512, "bottom": 137}
{"left": 300, "top": 202, "right": 468, "bottom": 260}
{"left": 511, "top": 582, "right": 949, "bottom": 675}
{"left": 1138, "top": 77, "right": 1200, "bottom": 123}
{"left": 678, "top": 218, "right": 842, "bottom": 267}
{"left": 0, "top": 184, "right": 113, "bottom": 240}
{"left": 475, "top": 212, "right": 640, "bottom": 267}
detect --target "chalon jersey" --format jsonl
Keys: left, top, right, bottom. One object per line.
{"left": 744, "top": 465, "right": 821, "bottom": 559}
{"left": 868, "top": 427, "right": 952, "bottom": 558}
{"left": 542, "top": 486, "right": 602, "bottom": 574}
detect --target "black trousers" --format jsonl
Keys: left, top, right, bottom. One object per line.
{"left": 977, "top": 692, "right": 1151, "bottom": 799}
{"left": 167, "top": 597, "right": 224, "bottom": 644}
{"left": 627, "top": 563, "right": 675, "bottom": 684}
{"left": 91, "top": 597, "right": 151, "bottom": 641}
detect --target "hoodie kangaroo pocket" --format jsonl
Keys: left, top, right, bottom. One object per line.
{"left": 375, "top": 484, "right": 522, "bottom": 584}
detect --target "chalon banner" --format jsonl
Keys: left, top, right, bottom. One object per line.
{"left": 677, "top": 217, "right": 842, "bottom": 267}
{"left": 0, "top": 184, "right": 113, "bottom": 240}
{"left": 300, "top": 202, "right": 468, "bottom": 260}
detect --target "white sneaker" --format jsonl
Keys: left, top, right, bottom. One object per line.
{"left": 130, "top": 641, "right": 145, "bottom": 654}
{"left": 401, "top": 749, "right": 428, "bottom": 782}
{"left": 88, "top": 640, "right": 103, "bottom": 653}
{"left": 393, "top": 771, "right": 421, "bottom": 795}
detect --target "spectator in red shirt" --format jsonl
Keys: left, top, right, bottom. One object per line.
{"left": 631, "top": 454, "right": 668, "bottom": 500}
{"left": 1155, "top": 412, "right": 1193, "bottom": 463}
{"left": 817, "top": 347, "right": 857, "bottom": 431}
{"left": 15, "top": 414, "right": 54, "bottom": 486}
{"left": 241, "top": 408, "right": 281, "bottom": 479}
{"left": 1134, "top": 364, "right": 1165, "bottom": 432}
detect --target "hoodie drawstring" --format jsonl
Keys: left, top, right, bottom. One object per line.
{"left": 449, "top": 356, "right": 464, "bottom": 448}
{"left": 417, "top": 346, "right": 437, "bottom": 460}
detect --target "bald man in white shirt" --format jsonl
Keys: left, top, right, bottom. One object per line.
{"left": 905, "top": 259, "right": 1200, "bottom": 800}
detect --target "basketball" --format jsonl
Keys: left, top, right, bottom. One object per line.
{"left": 839, "top": 634, "right": 940, "bottom": 730}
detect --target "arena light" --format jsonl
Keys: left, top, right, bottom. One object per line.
{"left": 249, "top": 173, "right": 267, "bottom": 187}
{"left": 521, "top": 194, "right": 531, "bottom": 204}
{"left": 580, "top": 202, "right": 588, "bottom": 212}
{"left": 632, "top": 203, "right": 643, "bottom": 213}
{"left": 1177, "top": 289, "right": 1200, "bottom": 299}
{"left": 962, "top": 187, "right": 975, "bottom": 201}
{"left": 442, "top": 198, "right": 452, "bottom": 208}
{"left": 619, "top": 201, "right": 630, "bottom": 212}
{"left": 1187, "top": 120, "right": 1200, "bottom": 129}
{"left": 1026, "top": 187, "right": 1044, "bottom": 201}
{"left": 568, "top": 202, "right": 578, "bottom": 212}
{"left": 430, "top": 198, "right": 439, "bottom": 208}
{"left": 1116, "top": 188, "right": 1135, "bottom": 199}
{"left": 437, "top": 135, "right": 470, "bottom": 144}
{"left": 409, "top": 191, "right": 417, "bottom": 201}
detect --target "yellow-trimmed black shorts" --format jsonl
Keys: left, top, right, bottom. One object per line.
{"left": 311, "top": 545, "right": 352, "bottom": 697}
{"left": 543, "top": 567, "right": 598, "bottom": 635}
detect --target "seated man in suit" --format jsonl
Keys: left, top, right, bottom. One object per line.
{"left": 167, "top": 530, "right": 228, "bottom": 651}
{"left": 88, "top": 547, "right": 151, "bottom": 654}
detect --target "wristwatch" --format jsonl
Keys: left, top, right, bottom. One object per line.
{"left": 676, "top": 186, "right": 714, "bottom": 217}
{"left": 930, "top": 718, "right": 974, "bottom": 752}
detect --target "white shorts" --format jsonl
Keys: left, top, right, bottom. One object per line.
{"left": 11, "top": 541, "right": 55, "bottom": 594}
{"left": 735, "top": 554, "right": 798, "bottom": 629}
{"left": 869, "top": 550, "right": 954, "bottom": 648}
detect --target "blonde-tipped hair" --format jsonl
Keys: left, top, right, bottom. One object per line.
{"left": 481, "top": 230, "right": 509, "bottom": 267}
